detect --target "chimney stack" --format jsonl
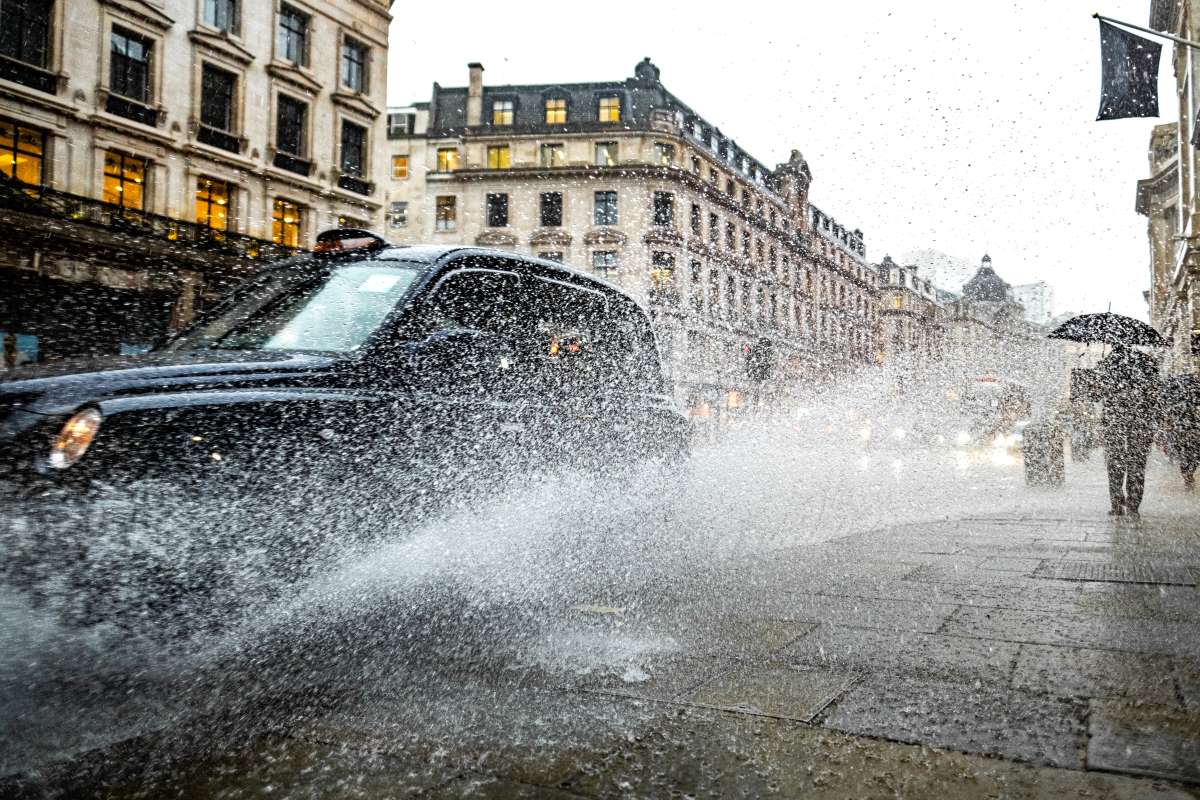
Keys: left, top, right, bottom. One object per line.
{"left": 467, "top": 62, "right": 484, "bottom": 126}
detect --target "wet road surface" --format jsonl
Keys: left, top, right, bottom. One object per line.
{"left": 3, "top": 433, "right": 1200, "bottom": 798}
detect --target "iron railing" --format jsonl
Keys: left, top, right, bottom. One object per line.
{"left": 0, "top": 178, "right": 301, "bottom": 264}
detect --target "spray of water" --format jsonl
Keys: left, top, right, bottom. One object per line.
{"left": 4, "top": 347, "right": 1195, "bottom": 782}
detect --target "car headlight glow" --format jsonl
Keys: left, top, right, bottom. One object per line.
{"left": 955, "top": 431, "right": 972, "bottom": 446}
{"left": 48, "top": 408, "right": 102, "bottom": 469}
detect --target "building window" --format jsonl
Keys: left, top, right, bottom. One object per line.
{"left": 594, "top": 190, "right": 618, "bottom": 225}
{"left": 690, "top": 203, "right": 701, "bottom": 236}
{"left": 110, "top": 27, "right": 152, "bottom": 103}
{"left": 650, "top": 251, "right": 675, "bottom": 290}
{"left": 595, "top": 141, "right": 617, "bottom": 166}
{"left": 277, "top": 6, "right": 307, "bottom": 65}
{"left": 101, "top": 151, "right": 145, "bottom": 210}
{"left": 340, "top": 37, "right": 367, "bottom": 93}
{"left": 652, "top": 191, "right": 674, "bottom": 227}
{"left": 436, "top": 147, "right": 459, "bottom": 172}
{"left": 0, "top": 0, "right": 53, "bottom": 70}
{"left": 387, "top": 112, "right": 415, "bottom": 137}
{"left": 540, "top": 142, "right": 565, "bottom": 167}
{"left": 492, "top": 99, "right": 513, "bottom": 125}
{"left": 486, "top": 144, "right": 510, "bottom": 169}
{"left": 690, "top": 261, "right": 703, "bottom": 312}
{"left": 276, "top": 95, "right": 306, "bottom": 155}
{"left": 538, "top": 251, "right": 563, "bottom": 262}
{"left": 741, "top": 230, "right": 751, "bottom": 257}
{"left": 597, "top": 95, "right": 620, "bottom": 122}
{"left": 195, "top": 177, "right": 230, "bottom": 231}
{"left": 545, "top": 98, "right": 566, "bottom": 124}
{"left": 725, "top": 222, "right": 735, "bottom": 250}
{"left": 391, "top": 154, "right": 408, "bottom": 179}
{"left": 892, "top": 295, "right": 903, "bottom": 309}
{"left": 203, "top": 0, "right": 236, "bottom": 33}
{"left": 339, "top": 120, "right": 365, "bottom": 177}
{"left": 592, "top": 250, "right": 618, "bottom": 275}
{"left": 199, "top": 64, "right": 236, "bottom": 133}
{"left": 708, "top": 212, "right": 718, "bottom": 243}
{"left": 691, "top": 156, "right": 701, "bottom": 175}
{"left": 0, "top": 120, "right": 44, "bottom": 187}
{"left": 272, "top": 197, "right": 302, "bottom": 246}
{"left": 388, "top": 200, "right": 408, "bottom": 227}
{"left": 486, "top": 192, "right": 508, "bottom": 227}
{"left": 654, "top": 142, "right": 675, "bottom": 166}
{"left": 435, "top": 195, "right": 456, "bottom": 230}
{"left": 540, "top": 191, "right": 562, "bottom": 227}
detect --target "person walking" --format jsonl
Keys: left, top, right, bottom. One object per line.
{"left": 1162, "top": 375, "right": 1200, "bottom": 491}
{"left": 1096, "top": 345, "right": 1162, "bottom": 518}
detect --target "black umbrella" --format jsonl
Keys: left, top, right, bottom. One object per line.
{"left": 1047, "top": 312, "right": 1167, "bottom": 347}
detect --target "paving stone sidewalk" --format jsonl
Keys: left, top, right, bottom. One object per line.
{"left": 21, "top": 511, "right": 1200, "bottom": 799}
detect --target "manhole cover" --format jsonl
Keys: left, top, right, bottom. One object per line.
{"left": 1031, "top": 561, "right": 1196, "bottom": 586}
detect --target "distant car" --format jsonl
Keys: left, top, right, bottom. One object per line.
{"left": 0, "top": 230, "right": 688, "bottom": 624}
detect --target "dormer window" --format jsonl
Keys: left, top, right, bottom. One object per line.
{"left": 544, "top": 97, "right": 566, "bottom": 124}
{"left": 492, "top": 99, "right": 513, "bottom": 125}
{"left": 598, "top": 95, "right": 620, "bottom": 123}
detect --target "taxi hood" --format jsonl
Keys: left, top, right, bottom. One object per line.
{"left": 1, "top": 350, "right": 339, "bottom": 415}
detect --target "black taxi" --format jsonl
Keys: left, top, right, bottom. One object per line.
{"left": 0, "top": 231, "right": 687, "bottom": 623}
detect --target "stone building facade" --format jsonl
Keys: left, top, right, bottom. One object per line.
{"left": 0, "top": 0, "right": 391, "bottom": 365}
{"left": 874, "top": 255, "right": 942, "bottom": 365}
{"left": 385, "top": 59, "right": 878, "bottom": 414}
{"left": 1135, "top": 115, "right": 1192, "bottom": 372}
{"left": 1141, "top": 0, "right": 1200, "bottom": 373}
{"left": 941, "top": 255, "right": 1055, "bottom": 385}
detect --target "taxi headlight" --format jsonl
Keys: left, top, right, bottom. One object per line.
{"left": 48, "top": 408, "right": 102, "bottom": 469}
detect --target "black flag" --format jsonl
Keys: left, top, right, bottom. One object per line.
{"left": 1097, "top": 20, "right": 1161, "bottom": 120}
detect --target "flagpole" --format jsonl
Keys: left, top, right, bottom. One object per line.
{"left": 1093, "top": 12, "right": 1200, "bottom": 51}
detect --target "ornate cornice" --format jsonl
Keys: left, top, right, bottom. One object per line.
{"left": 644, "top": 227, "right": 683, "bottom": 247}
{"left": 188, "top": 29, "right": 255, "bottom": 66}
{"left": 98, "top": 0, "right": 174, "bottom": 30}
{"left": 529, "top": 228, "right": 572, "bottom": 246}
{"left": 583, "top": 228, "right": 628, "bottom": 247}
{"left": 267, "top": 61, "right": 322, "bottom": 96}
{"left": 331, "top": 91, "right": 381, "bottom": 120}
{"left": 475, "top": 229, "right": 518, "bottom": 247}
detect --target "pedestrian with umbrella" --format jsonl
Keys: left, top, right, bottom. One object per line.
{"left": 1049, "top": 313, "right": 1167, "bottom": 518}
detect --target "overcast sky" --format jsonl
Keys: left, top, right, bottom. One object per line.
{"left": 387, "top": 0, "right": 1172, "bottom": 319}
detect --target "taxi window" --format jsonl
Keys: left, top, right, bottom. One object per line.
{"left": 171, "top": 263, "right": 420, "bottom": 353}
{"left": 522, "top": 277, "right": 663, "bottom": 396}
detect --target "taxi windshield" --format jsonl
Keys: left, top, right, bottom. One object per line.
{"left": 168, "top": 261, "right": 421, "bottom": 353}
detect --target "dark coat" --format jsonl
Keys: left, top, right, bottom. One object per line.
{"left": 1096, "top": 348, "right": 1162, "bottom": 432}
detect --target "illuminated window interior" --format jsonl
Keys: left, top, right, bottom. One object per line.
{"left": 102, "top": 150, "right": 145, "bottom": 210}
{"left": 391, "top": 154, "right": 408, "bottom": 179}
{"left": 0, "top": 120, "right": 43, "bottom": 188}
{"left": 486, "top": 144, "right": 510, "bottom": 169}
{"left": 492, "top": 100, "right": 513, "bottom": 125}
{"left": 436, "top": 147, "right": 459, "bottom": 172}
{"left": 545, "top": 98, "right": 566, "bottom": 124}
{"left": 195, "top": 177, "right": 229, "bottom": 231}
{"left": 272, "top": 197, "right": 302, "bottom": 247}
{"left": 598, "top": 95, "right": 620, "bottom": 122}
